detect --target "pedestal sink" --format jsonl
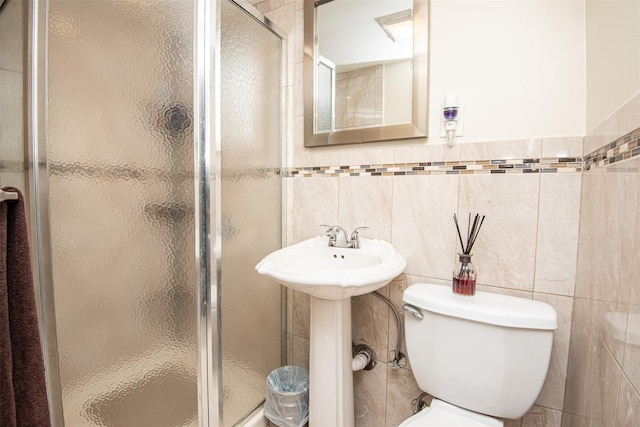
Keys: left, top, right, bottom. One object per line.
{"left": 256, "top": 236, "right": 406, "bottom": 426}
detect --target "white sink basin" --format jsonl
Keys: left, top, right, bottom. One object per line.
{"left": 257, "top": 235, "right": 406, "bottom": 426}
{"left": 255, "top": 236, "right": 406, "bottom": 299}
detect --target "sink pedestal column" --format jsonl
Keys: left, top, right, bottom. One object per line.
{"left": 309, "top": 296, "right": 355, "bottom": 427}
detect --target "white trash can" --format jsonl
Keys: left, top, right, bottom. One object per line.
{"left": 264, "top": 366, "right": 309, "bottom": 427}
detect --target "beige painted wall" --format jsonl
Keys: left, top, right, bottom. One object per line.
{"left": 586, "top": 0, "right": 640, "bottom": 132}
{"left": 428, "top": 0, "right": 586, "bottom": 143}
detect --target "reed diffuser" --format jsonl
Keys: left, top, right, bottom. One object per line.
{"left": 452, "top": 213, "right": 485, "bottom": 296}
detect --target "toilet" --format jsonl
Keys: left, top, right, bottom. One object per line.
{"left": 400, "top": 283, "right": 558, "bottom": 426}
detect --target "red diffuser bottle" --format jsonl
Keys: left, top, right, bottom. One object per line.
{"left": 452, "top": 213, "right": 485, "bottom": 297}
{"left": 453, "top": 253, "right": 476, "bottom": 296}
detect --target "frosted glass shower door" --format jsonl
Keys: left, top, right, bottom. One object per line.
{"left": 219, "top": 0, "right": 284, "bottom": 424}
{"left": 44, "top": 0, "right": 198, "bottom": 425}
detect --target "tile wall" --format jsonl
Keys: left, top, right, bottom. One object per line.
{"left": 287, "top": 137, "right": 581, "bottom": 427}
{"left": 0, "top": 0, "right": 25, "bottom": 190}
{"left": 562, "top": 94, "right": 640, "bottom": 426}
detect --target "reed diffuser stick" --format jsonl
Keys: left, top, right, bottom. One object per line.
{"left": 453, "top": 213, "right": 465, "bottom": 253}
{"left": 453, "top": 212, "right": 485, "bottom": 254}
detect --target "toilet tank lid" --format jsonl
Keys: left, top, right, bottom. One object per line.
{"left": 403, "top": 284, "right": 558, "bottom": 330}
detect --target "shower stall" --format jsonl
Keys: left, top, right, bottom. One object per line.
{"left": 2, "top": 0, "right": 286, "bottom": 425}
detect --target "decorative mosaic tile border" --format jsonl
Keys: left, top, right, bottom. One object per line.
{"left": 584, "top": 127, "right": 640, "bottom": 171}
{"left": 283, "top": 157, "right": 583, "bottom": 178}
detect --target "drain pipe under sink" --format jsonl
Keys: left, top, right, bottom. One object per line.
{"left": 352, "top": 344, "right": 376, "bottom": 371}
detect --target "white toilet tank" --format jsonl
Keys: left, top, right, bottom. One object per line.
{"left": 402, "top": 283, "right": 558, "bottom": 420}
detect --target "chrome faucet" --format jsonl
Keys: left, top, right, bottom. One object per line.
{"left": 348, "top": 226, "right": 369, "bottom": 249}
{"left": 321, "top": 225, "right": 370, "bottom": 249}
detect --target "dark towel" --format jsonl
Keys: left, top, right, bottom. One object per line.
{"left": 0, "top": 187, "right": 51, "bottom": 427}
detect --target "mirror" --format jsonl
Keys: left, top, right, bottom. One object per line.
{"left": 304, "top": 0, "right": 429, "bottom": 147}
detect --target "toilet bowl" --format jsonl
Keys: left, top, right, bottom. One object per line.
{"left": 400, "top": 283, "right": 558, "bottom": 426}
{"left": 399, "top": 398, "right": 501, "bottom": 427}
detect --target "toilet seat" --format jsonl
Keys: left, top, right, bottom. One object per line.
{"left": 399, "top": 399, "right": 503, "bottom": 427}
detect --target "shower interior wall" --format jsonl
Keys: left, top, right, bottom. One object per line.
{"left": 0, "top": 0, "right": 25, "bottom": 191}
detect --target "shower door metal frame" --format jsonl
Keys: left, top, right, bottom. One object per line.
{"left": 26, "top": 0, "right": 65, "bottom": 424}
{"left": 197, "top": 0, "right": 288, "bottom": 425}
{"left": 194, "top": 0, "right": 221, "bottom": 424}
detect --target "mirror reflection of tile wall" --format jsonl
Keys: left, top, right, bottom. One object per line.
{"left": 335, "top": 65, "right": 383, "bottom": 130}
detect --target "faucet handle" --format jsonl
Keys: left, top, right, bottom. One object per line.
{"left": 320, "top": 224, "right": 336, "bottom": 234}
{"left": 349, "top": 226, "right": 370, "bottom": 248}
{"left": 351, "top": 226, "right": 370, "bottom": 237}
{"left": 320, "top": 225, "right": 338, "bottom": 246}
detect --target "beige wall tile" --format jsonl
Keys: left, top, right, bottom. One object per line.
{"left": 534, "top": 293, "right": 573, "bottom": 411}
{"left": 291, "top": 335, "right": 309, "bottom": 369}
{"left": 585, "top": 93, "right": 640, "bottom": 154}
{"left": 385, "top": 365, "right": 422, "bottom": 427}
{"left": 338, "top": 142, "right": 395, "bottom": 167}
{"left": 291, "top": 176, "right": 339, "bottom": 242}
{"left": 255, "top": 0, "right": 294, "bottom": 14}
{"left": 286, "top": 332, "right": 293, "bottom": 365}
{"left": 386, "top": 275, "right": 408, "bottom": 370}
{"left": 521, "top": 405, "right": 562, "bottom": 427}
{"left": 591, "top": 299, "right": 628, "bottom": 364}
{"left": 286, "top": 288, "right": 293, "bottom": 333}
{"left": 353, "top": 363, "right": 387, "bottom": 427}
{"left": 566, "top": 305, "right": 622, "bottom": 425}
{"left": 391, "top": 175, "right": 459, "bottom": 279}
{"left": 504, "top": 406, "right": 562, "bottom": 427}
{"left": 632, "top": 180, "right": 640, "bottom": 307}
{"left": 505, "top": 417, "right": 522, "bottom": 427}
{"left": 542, "top": 137, "right": 583, "bottom": 158}
{"left": 338, "top": 175, "right": 393, "bottom": 242}
{"left": 563, "top": 304, "right": 595, "bottom": 421}
{"left": 263, "top": 1, "right": 296, "bottom": 85}
{"left": 460, "top": 138, "right": 542, "bottom": 161}
{"left": 458, "top": 174, "right": 540, "bottom": 290}
{"left": 292, "top": 117, "right": 342, "bottom": 167}
{"left": 615, "top": 376, "right": 640, "bottom": 426}
{"left": 352, "top": 291, "right": 390, "bottom": 365}
{"left": 292, "top": 290, "right": 309, "bottom": 339}
{"left": 614, "top": 94, "right": 640, "bottom": 144}
{"left": 535, "top": 173, "right": 581, "bottom": 296}
{"left": 294, "top": 6, "right": 303, "bottom": 63}
{"left": 623, "top": 304, "right": 640, "bottom": 393}
{"left": 294, "top": 61, "right": 303, "bottom": 117}
{"left": 574, "top": 170, "right": 603, "bottom": 308}
{"left": 476, "top": 284, "right": 532, "bottom": 299}
{"left": 284, "top": 177, "right": 295, "bottom": 246}
{"left": 394, "top": 139, "right": 460, "bottom": 164}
